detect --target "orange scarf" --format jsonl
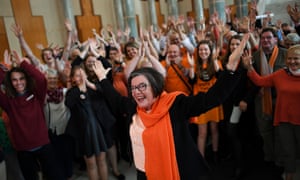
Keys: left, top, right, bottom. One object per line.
{"left": 137, "top": 91, "right": 182, "bottom": 180}
{"left": 260, "top": 46, "right": 278, "bottom": 115}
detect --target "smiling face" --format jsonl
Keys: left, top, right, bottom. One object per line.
{"left": 286, "top": 49, "right": 300, "bottom": 71}
{"left": 167, "top": 44, "right": 181, "bottom": 63}
{"left": 42, "top": 49, "right": 54, "bottom": 64}
{"left": 47, "top": 75, "right": 59, "bottom": 90}
{"left": 198, "top": 43, "right": 211, "bottom": 60}
{"left": 11, "top": 71, "right": 27, "bottom": 94}
{"left": 130, "top": 75, "right": 157, "bottom": 111}
{"left": 126, "top": 46, "right": 138, "bottom": 59}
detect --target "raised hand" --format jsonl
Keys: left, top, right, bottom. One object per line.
{"left": 187, "top": 52, "right": 194, "bottom": 68}
{"left": 239, "top": 16, "right": 250, "bottom": 33}
{"left": 93, "top": 60, "right": 111, "bottom": 81}
{"left": 287, "top": 3, "right": 300, "bottom": 24}
{"left": 64, "top": 19, "right": 72, "bottom": 32}
{"left": 11, "top": 24, "right": 23, "bottom": 37}
{"left": 3, "top": 49, "right": 12, "bottom": 67}
{"left": 124, "top": 26, "right": 131, "bottom": 38}
{"left": 11, "top": 50, "right": 24, "bottom": 67}
{"left": 225, "top": 6, "right": 232, "bottom": 16}
{"left": 241, "top": 49, "right": 253, "bottom": 70}
{"left": 36, "top": 43, "right": 44, "bottom": 50}
{"left": 227, "top": 33, "right": 250, "bottom": 71}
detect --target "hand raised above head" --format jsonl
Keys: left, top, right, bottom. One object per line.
{"left": 187, "top": 52, "right": 194, "bottom": 68}
{"left": 227, "top": 33, "right": 250, "bottom": 71}
{"left": 11, "top": 50, "right": 23, "bottom": 67}
{"left": 11, "top": 24, "right": 23, "bottom": 37}
{"left": 92, "top": 60, "right": 111, "bottom": 81}
{"left": 3, "top": 49, "right": 11, "bottom": 67}
{"left": 241, "top": 49, "right": 253, "bottom": 70}
{"left": 64, "top": 19, "right": 72, "bottom": 32}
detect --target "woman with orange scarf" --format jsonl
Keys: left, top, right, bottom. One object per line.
{"left": 92, "top": 51, "right": 242, "bottom": 179}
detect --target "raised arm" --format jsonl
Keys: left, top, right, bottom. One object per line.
{"left": 143, "top": 29, "right": 159, "bottom": 60}
{"left": 242, "top": 49, "right": 274, "bottom": 87}
{"left": 124, "top": 43, "right": 144, "bottom": 79}
{"left": 93, "top": 28, "right": 109, "bottom": 47}
{"left": 11, "top": 50, "right": 47, "bottom": 101}
{"left": 61, "top": 19, "right": 73, "bottom": 63}
{"left": 287, "top": 3, "right": 300, "bottom": 35}
{"left": 227, "top": 33, "right": 250, "bottom": 71}
{"left": 11, "top": 24, "right": 40, "bottom": 67}
{"left": 144, "top": 41, "right": 166, "bottom": 77}
{"left": 173, "top": 19, "right": 195, "bottom": 54}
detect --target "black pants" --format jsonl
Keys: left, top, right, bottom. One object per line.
{"left": 51, "top": 134, "right": 74, "bottom": 178}
{"left": 137, "top": 169, "right": 147, "bottom": 180}
{"left": 17, "top": 143, "right": 64, "bottom": 180}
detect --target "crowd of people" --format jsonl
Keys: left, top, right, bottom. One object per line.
{"left": 0, "top": 1, "right": 299, "bottom": 180}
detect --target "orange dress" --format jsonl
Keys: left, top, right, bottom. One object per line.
{"left": 191, "top": 61, "right": 224, "bottom": 124}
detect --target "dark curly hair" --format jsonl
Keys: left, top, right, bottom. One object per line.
{"left": 4, "top": 67, "right": 35, "bottom": 98}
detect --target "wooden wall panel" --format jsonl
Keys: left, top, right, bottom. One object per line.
{"left": 75, "top": 0, "right": 102, "bottom": 41}
{"left": 230, "top": 4, "right": 237, "bottom": 20}
{"left": 0, "top": 17, "right": 9, "bottom": 61}
{"left": 11, "top": 0, "right": 47, "bottom": 59}
{"left": 187, "top": 9, "right": 210, "bottom": 24}
{"left": 155, "top": 1, "right": 165, "bottom": 28}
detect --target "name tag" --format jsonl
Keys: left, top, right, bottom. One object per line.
{"left": 26, "top": 94, "right": 34, "bottom": 101}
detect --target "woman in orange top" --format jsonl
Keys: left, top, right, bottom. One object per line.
{"left": 191, "top": 40, "right": 224, "bottom": 160}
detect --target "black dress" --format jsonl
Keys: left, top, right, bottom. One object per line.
{"left": 65, "top": 87, "right": 115, "bottom": 157}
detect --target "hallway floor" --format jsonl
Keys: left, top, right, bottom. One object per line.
{"left": 71, "top": 158, "right": 300, "bottom": 180}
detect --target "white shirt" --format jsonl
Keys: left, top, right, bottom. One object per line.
{"left": 130, "top": 113, "right": 146, "bottom": 171}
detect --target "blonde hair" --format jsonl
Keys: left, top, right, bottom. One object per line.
{"left": 287, "top": 44, "right": 300, "bottom": 55}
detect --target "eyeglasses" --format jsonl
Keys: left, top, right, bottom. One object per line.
{"left": 130, "top": 83, "right": 148, "bottom": 92}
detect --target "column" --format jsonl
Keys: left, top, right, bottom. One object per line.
{"left": 61, "top": 0, "right": 76, "bottom": 27}
{"left": 257, "top": 0, "right": 266, "bottom": 16}
{"left": 193, "top": 0, "right": 204, "bottom": 30}
{"left": 209, "top": 0, "right": 226, "bottom": 22}
{"left": 234, "top": 0, "right": 248, "bottom": 18}
{"left": 167, "top": 0, "right": 179, "bottom": 19}
{"left": 114, "top": 0, "right": 125, "bottom": 31}
{"left": 148, "top": 0, "right": 158, "bottom": 31}
{"left": 124, "top": 0, "right": 138, "bottom": 38}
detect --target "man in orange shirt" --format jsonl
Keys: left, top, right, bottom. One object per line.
{"left": 161, "top": 44, "right": 194, "bottom": 95}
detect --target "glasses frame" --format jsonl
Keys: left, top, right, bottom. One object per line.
{"left": 130, "top": 82, "right": 148, "bottom": 92}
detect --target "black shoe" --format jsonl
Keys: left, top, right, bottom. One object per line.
{"left": 113, "top": 173, "right": 125, "bottom": 180}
